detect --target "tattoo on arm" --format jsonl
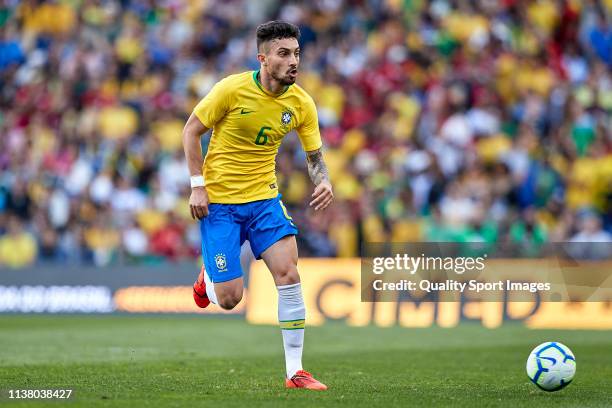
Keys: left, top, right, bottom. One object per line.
{"left": 306, "top": 149, "right": 329, "bottom": 186}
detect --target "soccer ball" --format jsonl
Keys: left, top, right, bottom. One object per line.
{"left": 526, "top": 342, "right": 576, "bottom": 391}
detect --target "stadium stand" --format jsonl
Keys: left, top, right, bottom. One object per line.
{"left": 0, "top": 0, "right": 610, "bottom": 267}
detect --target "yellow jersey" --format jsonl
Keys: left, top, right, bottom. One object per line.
{"left": 193, "top": 70, "right": 322, "bottom": 204}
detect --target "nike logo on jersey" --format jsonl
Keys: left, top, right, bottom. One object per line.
{"left": 240, "top": 108, "right": 255, "bottom": 114}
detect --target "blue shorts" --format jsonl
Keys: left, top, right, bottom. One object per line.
{"left": 200, "top": 194, "right": 298, "bottom": 283}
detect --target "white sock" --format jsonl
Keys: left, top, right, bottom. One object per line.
{"left": 203, "top": 268, "right": 218, "bottom": 305}
{"left": 277, "top": 282, "right": 305, "bottom": 379}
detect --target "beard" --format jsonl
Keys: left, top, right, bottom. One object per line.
{"left": 271, "top": 69, "right": 297, "bottom": 86}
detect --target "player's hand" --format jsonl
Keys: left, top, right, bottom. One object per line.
{"left": 189, "top": 187, "right": 209, "bottom": 220}
{"left": 310, "top": 181, "right": 333, "bottom": 211}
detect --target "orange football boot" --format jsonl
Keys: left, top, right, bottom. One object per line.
{"left": 285, "top": 370, "right": 327, "bottom": 391}
{"left": 193, "top": 265, "right": 210, "bottom": 308}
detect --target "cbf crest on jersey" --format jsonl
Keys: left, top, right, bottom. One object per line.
{"left": 280, "top": 108, "right": 294, "bottom": 131}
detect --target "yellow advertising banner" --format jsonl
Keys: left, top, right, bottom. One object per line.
{"left": 246, "top": 258, "right": 612, "bottom": 329}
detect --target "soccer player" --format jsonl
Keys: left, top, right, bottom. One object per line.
{"left": 182, "top": 21, "right": 333, "bottom": 391}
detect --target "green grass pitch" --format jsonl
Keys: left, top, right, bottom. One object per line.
{"left": 1, "top": 316, "right": 611, "bottom": 407}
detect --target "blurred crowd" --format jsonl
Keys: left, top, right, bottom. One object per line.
{"left": 0, "top": 0, "right": 611, "bottom": 268}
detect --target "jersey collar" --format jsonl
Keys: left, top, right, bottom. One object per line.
{"left": 252, "top": 70, "right": 291, "bottom": 97}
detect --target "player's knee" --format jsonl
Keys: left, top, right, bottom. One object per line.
{"left": 218, "top": 299, "right": 239, "bottom": 310}
{"left": 275, "top": 264, "right": 300, "bottom": 286}
{"left": 217, "top": 291, "right": 242, "bottom": 310}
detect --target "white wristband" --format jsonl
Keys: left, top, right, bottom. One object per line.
{"left": 190, "top": 175, "right": 205, "bottom": 188}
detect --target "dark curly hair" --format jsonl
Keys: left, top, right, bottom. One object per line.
{"left": 256, "top": 21, "right": 301, "bottom": 52}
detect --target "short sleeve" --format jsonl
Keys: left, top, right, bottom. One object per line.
{"left": 296, "top": 96, "right": 323, "bottom": 152}
{"left": 192, "top": 79, "right": 231, "bottom": 129}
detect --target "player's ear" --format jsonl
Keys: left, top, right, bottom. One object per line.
{"left": 257, "top": 53, "right": 266, "bottom": 65}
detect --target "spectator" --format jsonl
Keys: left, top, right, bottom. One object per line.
{"left": 570, "top": 210, "right": 612, "bottom": 242}
{"left": 0, "top": 216, "right": 37, "bottom": 268}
